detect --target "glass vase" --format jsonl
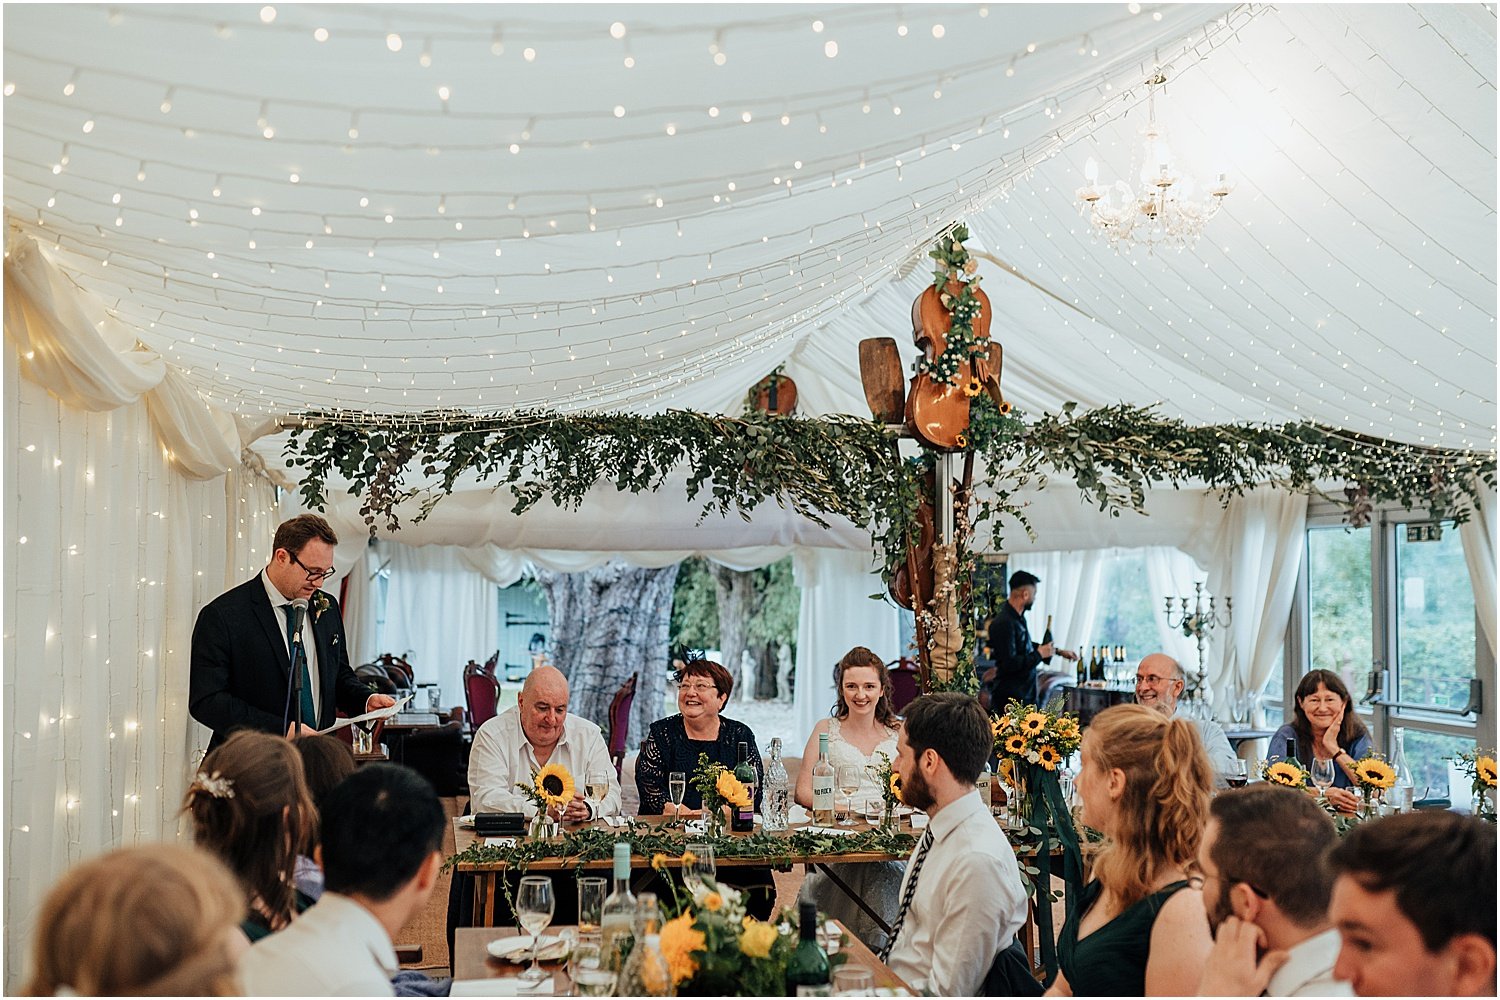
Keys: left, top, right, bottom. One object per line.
{"left": 702, "top": 800, "right": 724, "bottom": 839}
{"left": 881, "top": 798, "right": 896, "bottom": 831}
{"left": 529, "top": 810, "right": 553, "bottom": 840}
{"left": 1006, "top": 775, "right": 1031, "bottom": 833}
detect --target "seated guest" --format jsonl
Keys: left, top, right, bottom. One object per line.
{"left": 1327, "top": 811, "right": 1496, "bottom": 997}
{"left": 636, "top": 658, "right": 773, "bottom": 918}
{"left": 1195, "top": 785, "right": 1350, "bottom": 997}
{"left": 23, "top": 844, "right": 246, "bottom": 996}
{"left": 883, "top": 692, "right": 1028, "bottom": 996}
{"left": 1268, "top": 669, "right": 1370, "bottom": 815}
{"left": 184, "top": 729, "right": 318, "bottom": 941}
{"left": 1051, "top": 703, "right": 1214, "bottom": 996}
{"left": 468, "top": 664, "right": 619, "bottom": 821}
{"left": 241, "top": 764, "right": 448, "bottom": 996}
{"left": 1134, "top": 652, "right": 1239, "bottom": 782}
{"left": 292, "top": 734, "right": 357, "bottom": 900}
{"left": 796, "top": 647, "right": 904, "bottom": 952}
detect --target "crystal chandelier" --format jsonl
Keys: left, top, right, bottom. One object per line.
{"left": 1075, "top": 71, "right": 1232, "bottom": 253}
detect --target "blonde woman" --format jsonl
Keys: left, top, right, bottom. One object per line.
{"left": 1049, "top": 704, "right": 1214, "bottom": 996}
{"left": 24, "top": 843, "right": 246, "bottom": 995}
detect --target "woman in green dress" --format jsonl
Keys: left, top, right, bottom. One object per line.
{"left": 1050, "top": 704, "right": 1215, "bottom": 996}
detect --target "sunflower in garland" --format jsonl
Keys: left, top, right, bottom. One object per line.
{"left": 1265, "top": 762, "right": 1307, "bottom": 788}
{"left": 534, "top": 763, "right": 576, "bottom": 807}
{"left": 1353, "top": 757, "right": 1396, "bottom": 790}
{"left": 1021, "top": 712, "right": 1049, "bottom": 736}
{"left": 1478, "top": 756, "right": 1497, "bottom": 788}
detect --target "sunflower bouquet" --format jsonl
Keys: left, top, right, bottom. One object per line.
{"left": 1260, "top": 757, "right": 1311, "bottom": 789}
{"left": 868, "top": 752, "right": 901, "bottom": 829}
{"left": 515, "top": 763, "right": 575, "bottom": 838}
{"left": 690, "top": 752, "right": 751, "bottom": 838}
{"left": 1450, "top": 747, "right": 1497, "bottom": 821}
{"left": 991, "top": 699, "right": 1082, "bottom": 774}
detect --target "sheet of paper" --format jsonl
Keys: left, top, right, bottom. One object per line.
{"left": 317, "top": 693, "right": 412, "bottom": 733}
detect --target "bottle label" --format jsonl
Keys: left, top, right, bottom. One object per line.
{"left": 811, "top": 777, "right": 834, "bottom": 810}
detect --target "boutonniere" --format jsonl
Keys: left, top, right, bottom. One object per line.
{"left": 311, "top": 591, "right": 331, "bottom": 623}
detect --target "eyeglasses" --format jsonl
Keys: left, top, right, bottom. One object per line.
{"left": 1135, "top": 674, "right": 1176, "bottom": 685}
{"left": 679, "top": 682, "right": 720, "bottom": 695}
{"left": 290, "top": 551, "right": 336, "bottom": 582}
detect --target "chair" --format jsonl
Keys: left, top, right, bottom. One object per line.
{"left": 463, "top": 659, "right": 500, "bottom": 729}
{"left": 888, "top": 658, "right": 921, "bottom": 713}
{"left": 605, "top": 673, "right": 638, "bottom": 779}
{"left": 482, "top": 650, "right": 500, "bottom": 675}
{"left": 376, "top": 653, "right": 416, "bottom": 690}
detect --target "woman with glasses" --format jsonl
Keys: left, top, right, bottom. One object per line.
{"left": 635, "top": 658, "right": 774, "bottom": 916}
{"left": 1267, "top": 669, "right": 1369, "bottom": 814}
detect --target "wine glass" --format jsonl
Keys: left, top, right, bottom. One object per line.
{"left": 667, "top": 771, "right": 687, "bottom": 820}
{"left": 837, "top": 765, "right": 861, "bottom": 826}
{"left": 1311, "top": 758, "right": 1336, "bottom": 798}
{"left": 832, "top": 965, "right": 875, "bottom": 996}
{"left": 586, "top": 769, "right": 611, "bottom": 823}
{"left": 1226, "top": 759, "right": 1249, "bottom": 789}
{"left": 684, "top": 841, "right": 715, "bottom": 894}
{"left": 515, "top": 875, "right": 555, "bottom": 984}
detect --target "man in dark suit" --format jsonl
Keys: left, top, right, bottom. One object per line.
{"left": 190, "top": 513, "right": 394, "bottom": 751}
{"left": 982, "top": 570, "right": 1077, "bottom": 710}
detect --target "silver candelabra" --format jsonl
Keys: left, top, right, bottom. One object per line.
{"left": 1163, "top": 582, "right": 1232, "bottom": 702}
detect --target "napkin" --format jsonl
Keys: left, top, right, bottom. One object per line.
{"left": 450, "top": 975, "right": 556, "bottom": 996}
{"left": 487, "top": 934, "right": 569, "bottom": 962}
{"left": 598, "top": 814, "right": 631, "bottom": 828}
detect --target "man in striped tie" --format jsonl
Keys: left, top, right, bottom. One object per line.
{"left": 882, "top": 692, "right": 1029, "bottom": 996}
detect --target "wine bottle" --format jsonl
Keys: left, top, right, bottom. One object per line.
{"left": 811, "top": 732, "right": 836, "bottom": 825}
{"left": 732, "top": 741, "right": 756, "bottom": 832}
{"left": 977, "top": 761, "right": 993, "bottom": 811}
{"left": 1040, "top": 614, "right": 1054, "bottom": 664}
{"left": 1286, "top": 736, "right": 1299, "bottom": 767}
{"left": 1391, "top": 727, "right": 1415, "bottom": 811}
{"left": 1090, "top": 645, "right": 1104, "bottom": 683}
{"left": 785, "top": 901, "right": 831, "bottom": 996}
{"left": 600, "top": 842, "right": 636, "bottom": 972}
{"left": 1075, "top": 647, "right": 1086, "bottom": 687}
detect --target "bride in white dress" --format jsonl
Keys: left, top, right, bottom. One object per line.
{"left": 795, "top": 647, "right": 905, "bottom": 952}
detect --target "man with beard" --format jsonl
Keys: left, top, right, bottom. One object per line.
{"left": 984, "top": 570, "right": 1077, "bottom": 711}
{"left": 882, "top": 693, "right": 1028, "bottom": 996}
{"left": 1195, "top": 785, "right": 1349, "bottom": 996}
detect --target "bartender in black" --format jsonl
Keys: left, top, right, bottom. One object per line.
{"left": 982, "top": 570, "right": 1078, "bottom": 709}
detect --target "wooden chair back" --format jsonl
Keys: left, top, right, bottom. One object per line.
{"left": 605, "top": 673, "right": 638, "bottom": 778}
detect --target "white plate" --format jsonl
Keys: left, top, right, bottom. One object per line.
{"left": 487, "top": 934, "right": 568, "bottom": 963}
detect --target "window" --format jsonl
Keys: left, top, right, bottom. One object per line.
{"left": 1093, "top": 551, "right": 1166, "bottom": 658}
{"left": 1393, "top": 523, "right": 1475, "bottom": 713}
{"left": 1399, "top": 729, "right": 1474, "bottom": 801}
{"left": 1305, "top": 526, "right": 1373, "bottom": 698}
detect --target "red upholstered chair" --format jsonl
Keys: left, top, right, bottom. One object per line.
{"left": 888, "top": 658, "right": 921, "bottom": 714}
{"left": 605, "top": 673, "right": 638, "bottom": 779}
{"left": 463, "top": 659, "right": 500, "bottom": 729}
{"left": 482, "top": 650, "right": 500, "bottom": 676}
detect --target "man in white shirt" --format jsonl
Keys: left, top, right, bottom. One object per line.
{"left": 1134, "top": 652, "right": 1239, "bottom": 782}
{"left": 882, "top": 692, "right": 1029, "bottom": 997}
{"left": 241, "top": 764, "right": 446, "bottom": 996}
{"left": 1196, "top": 784, "right": 1351, "bottom": 997}
{"left": 468, "top": 665, "right": 620, "bottom": 821}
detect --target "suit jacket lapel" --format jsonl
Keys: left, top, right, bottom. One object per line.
{"left": 248, "top": 578, "right": 293, "bottom": 679}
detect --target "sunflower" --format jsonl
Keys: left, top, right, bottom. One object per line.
{"left": 963, "top": 376, "right": 982, "bottom": 398}
{"left": 1055, "top": 717, "right": 1079, "bottom": 740}
{"left": 657, "top": 912, "right": 703, "bottom": 987}
{"left": 716, "top": 770, "right": 751, "bottom": 809}
{"left": 1478, "top": 756, "right": 1497, "bottom": 788}
{"left": 680, "top": 849, "right": 697, "bottom": 867}
{"left": 1354, "top": 758, "right": 1396, "bottom": 790}
{"left": 1021, "top": 712, "right": 1049, "bottom": 736}
{"left": 739, "top": 917, "right": 779, "bottom": 959}
{"left": 703, "top": 891, "right": 724, "bottom": 912}
{"left": 535, "top": 763, "right": 575, "bottom": 807}
{"left": 1037, "top": 746, "right": 1061, "bottom": 771}
{"left": 651, "top": 852, "right": 671, "bottom": 871}
{"left": 1004, "top": 734, "right": 1027, "bottom": 755}
{"left": 999, "top": 400, "right": 1013, "bottom": 415}
{"left": 997, "top": 758, "right": 1015, "bottom": 785}
{"left": 889, "top": 771, "right": 904, "bottom": 804}
{"left": 1265, "top": 762, "right": 1306, "bottom": 787}
{"left": 991, "top": 718, "right": 1004, "bottom": 741}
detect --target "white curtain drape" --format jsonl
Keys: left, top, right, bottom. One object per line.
{"left": 380, "top": 545, "right": 502, "bottom": 707}
{"left": 792, "top": 548, "right": 902, "bottom": 749}
{"left": 1145, "top": 546, "right": 1210, "bottom": 669}
{"left": 2, "top": 348, "right": 277, "bottom": 993}
{"left": 1005, "top": 550, "right": 1107, "bottom": 656}
{"left": 1459, "top": 484, "right": 1497, "bottom": 659}
{"left": 1188, "top": 488, "right": 1309, "bottom": 713}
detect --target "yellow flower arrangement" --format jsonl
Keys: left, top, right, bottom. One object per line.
{"left": 889, "top": 770, "right": 903, "bottom": 804}
{"left": 739, "top": 917, "right": 778, "bottom": 959}
{"left": 658, "top": 912, "right": 704, "bottom": 986}
{"left": 1037, "top": 746, "right": 1061, "bottom": 771}
{"left": 1451, "top": 748, "right": 1497, "bottom": 821}
{"left": 1478, "top": 756, "right": 1497, "bottom": 788}
{"left": 715, "top": 770, "right": 752, "bottom": 810}
{"left": 1352, "top": 756, "right": 1396, "bottom": 790}
{"left": 1263, "top": 760, "right": 1309, "bottom": 788}
{"left": 1021, "top": 712, "right": 1049, "bottom": 736}
{"left": 535, "top": 763, "right": 575, "bottom": 807}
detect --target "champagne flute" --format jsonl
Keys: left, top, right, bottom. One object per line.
{"left": 515, "top": 876, "right": 555, "bottom": 984}
{"left": 586, "top": 769, "right": 611, "bottom": 824}
{"left": 668, "top": 771, "right": 687, "bottom": 820}
{"left": 684, "top": 841, "right": 715, "bottom": 895}
{"left": 837, "top": 765, "right": 861, "bottom": 826}
{"left": 1311, "top": 758, "right": 1336, "bottom": 798}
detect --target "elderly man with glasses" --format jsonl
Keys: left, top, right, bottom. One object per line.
{"left": 190, "top": 513, "right": 393, "bottom": 751}
{"left": 1134, "top": 652, "right": 1239, "bottom": 784}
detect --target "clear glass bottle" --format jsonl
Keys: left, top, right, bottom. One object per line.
{"left": 763, "top": 737, "right": 791, "bottom": 832}
{"left": 977, "top": 761, "right": 993, "bottom": 811}
{"left": 1390, "top": 727, "right": 1415, "bottom": 811}
{"left": 619, "top": 894, "right": 671, "bottom": 995}
{"left": 811, "top": 732, "right": 836, "bottom": 825}
{"left": 599, "top": 842, "right": 636, "bottom": 972}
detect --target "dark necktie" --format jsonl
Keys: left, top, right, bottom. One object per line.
{"left": 878, "top": 827, "right": 934, "bottom": 963}
{"left": 283, "top": 604, "right": 317, "bottom": 728}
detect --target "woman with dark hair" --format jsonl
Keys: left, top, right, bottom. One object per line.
{"left": 184, "top": 730, "right": 318, "bottom": 942}
{"left": 292, "top": 734, "right": 357, "bottom": 901}
{"left": 794, "top": 647, "right": 904, "bottom": 951}
{"left": 1268, "top": 668, "right": 1371, "bottom": 812}
{"left": 1051, "top": 704, "right": 1214, "bottom": 996}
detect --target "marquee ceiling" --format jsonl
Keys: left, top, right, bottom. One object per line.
{"left": 4, "top": 3, "right": 1496, "bottom": 457}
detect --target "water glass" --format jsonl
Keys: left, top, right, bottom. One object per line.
{"left": 515, "top": 876, "right": 555, "bottom": 984}
{"left": 352, "top": 723, "right": 374, "bottom": 755}
{"left": 576, "top": 876, "right": 606, "bottom": 933}
{"left": 568, "top": 931, "right": 605, "bottom": 994}
{"left": 863, "top": 796, "right": 885, "bottom": 825}
{"left": 832, "top": 965, "right": 874, "bottom": 996}
{"left": 573, "top": 966, "right": 615, "bottom": 997}
{"left": 668, "top": 771, "right": 687, "bottom": 818}
{"left": 685, "top": 841, "right": 715, "bottom": 893}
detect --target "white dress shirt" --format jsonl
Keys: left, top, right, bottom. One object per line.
{"left": 239, "top": 892, "right": 396, "bottom": 997}
{"left": 468, "top": 707, "right": 621, "bottom": 818}
{"left": 1192, "top": 716, "right": 1240, "bottom": 783}
{"left": 261, "top": 570, "right": 321, "bottom": 719}
{"left": 1265, "top": 928, "right": 1351, "bottom": 997}
{"left": 886, "top": 790, "right": 1029, "bottom": 997}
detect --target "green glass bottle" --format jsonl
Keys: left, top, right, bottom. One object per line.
{"left": 785, "top": 901, "right": 830, "bottom": 996}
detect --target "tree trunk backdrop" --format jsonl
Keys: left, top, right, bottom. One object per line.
{"left": 534, "top": 560, "right": 679, "bottom": 751}
{"left": 708, "top": 564, "right": 754, "bottom": 701}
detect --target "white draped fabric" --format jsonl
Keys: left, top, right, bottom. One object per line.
{"left": 1005, "top": 551, "right": 1107, "bottom": 656}
{"left": 1145, "top": 547, "right": 1211, "bottom": 670}
{"left": 2, "top": 348, "right": 277, "bottom": 993}
{"left": 1189, "top": 489, "right": 1309, "bottom": 713}
{"left": 1459, "top": 484, "right": 1498, "bottom": 659}
{"left": 380, "top": 545, "right": 503, "bottom": 707}
{"left": 792, "top": 548, "right": 903, "bottom": 749}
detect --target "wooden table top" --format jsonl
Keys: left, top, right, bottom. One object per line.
{"left": 453, "top": 922, "right": 913, "bottom": 993}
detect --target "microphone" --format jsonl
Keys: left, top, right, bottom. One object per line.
{"left": 289, "top": 598, "right": 309, "bottom": 645}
